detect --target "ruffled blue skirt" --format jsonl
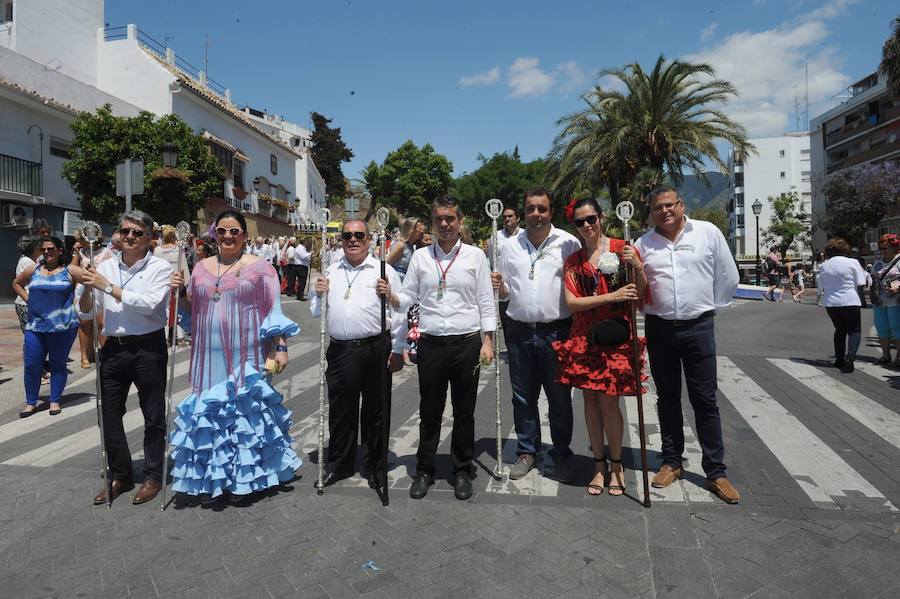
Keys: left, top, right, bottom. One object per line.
{"left": 169, "top": 364, "right": 302, "bottom": 497}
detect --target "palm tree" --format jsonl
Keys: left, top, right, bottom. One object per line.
{"left": 549, "top": 54, "right": 755, "bottom": 225}
{"left": 879, "top": 16, "right": 900, "bottom": 99}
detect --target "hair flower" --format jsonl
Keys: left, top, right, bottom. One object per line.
{"left": 564, "top": 199, "right": 577, "bottom": 224}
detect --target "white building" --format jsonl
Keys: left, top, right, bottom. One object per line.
{"left": 810, "top": 73, "right": 900, "bottom": 252}
{"left": 727, "top": 132, "right": 812, "bottom": 276}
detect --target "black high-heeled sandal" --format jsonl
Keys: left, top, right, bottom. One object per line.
{"left": 608, "top": 458, "right": 625, "bottom": 497}
{"left": 588, "top": 457, "right": 606, "bottom": 496}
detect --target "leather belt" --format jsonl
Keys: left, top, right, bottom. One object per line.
{"left": 508, "top": 316, "right": 573, "bottom": 330}
{"left": 419, "top": 331, "right": 480, "bottom": 346}
{"left": 105, "top": 329, "right": 164, "bottom": 345}
{"left": 647, "top": 311, "right": 715, "bottom": 327}
{"left": 329, "top": 333, "right": 383, "bottom": 348}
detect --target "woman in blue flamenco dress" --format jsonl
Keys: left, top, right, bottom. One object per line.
{"left": 169, "top": 210, "right": 302, "bottom": 501}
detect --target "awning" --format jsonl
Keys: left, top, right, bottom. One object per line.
{"left": 202, "top": 130, "right": 237, "bottom": 152}
{"left": 235, "top": 150, "right": 251, "bottom": 163}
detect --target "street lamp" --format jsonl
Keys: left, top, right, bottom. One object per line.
{"left": 161, "top": 143, "right": 178, "bottom": 168}
{"left": 752, "top": 198, "right": 763, "bottom": 286}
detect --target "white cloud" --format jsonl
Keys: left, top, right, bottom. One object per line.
{"left": 700, "top": 23, "right": 719, "bottom": 43}
{"left": 802, "top": 0, "right": 860, "bottom": 21}
{"left": 459, "top": 67, "right": 500, "bottom": 87}
{"left": 508, "top": 57, "right": 556, "bottom": 98}
{"left": 556, "top": 61, "right": 587, "bottom": 93}
{"left": 684, "top": 20, "right": 850, "bottom": 137}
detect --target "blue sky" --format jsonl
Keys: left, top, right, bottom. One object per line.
{"left": 105, "top": 0, "right": 896, "bottom": 180}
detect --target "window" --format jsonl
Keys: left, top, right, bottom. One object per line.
{"left": 780, "top": 171, "right": 786, "bottom": 179}
{"left": 737, "top": 214, "right": 745, "bottom": 227}
{"left": 1, "top": 1, "right": 12, "bottom": 23}
{"left": 779, "top": 149, "right": 785, "bottom": 157}
{"left": 270, "top": 154, "right": 277, "bottom": 175}
{"left": 733, "top": 172, "right": 744, "bottom": 187}
{"left": 233, "top": 160, "right": 245, "bottom": 190}
{"left": 49, "top": 137, "right": 71, "bottom": 159}
{"left": 208, "top": 142, "right": 233, "bottom": 174}
{"left": 735, "top": 193, "right": 744, "bottom": 208}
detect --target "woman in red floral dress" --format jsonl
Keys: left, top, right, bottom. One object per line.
{"left": 553, "top": 198, "right": 648, "bottom": 496}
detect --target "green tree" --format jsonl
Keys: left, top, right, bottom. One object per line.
{"left": 549, "top": 54, "right": 755, "bottom": 226}
{"left": 61, "top": 104, "right": 222, "bottom": 224}
{"left": 310, "top": 111, "right": 354, "bottom": 199}
{"left": 362, "top": 140, "right": 453, "bottom": 220}
{"left": 451, "top": 151, "right": 546, "bottom": 240}
{"left": 821, "top": 160, "right": 900, "bottom": 245}
{"left": 689, "top": 205, "right": 729, "bottom": 240}
{"left": 762, "top": 190, "right": 809, "bottom": 258}
{"left": 879, "top": 16, "right": 900, "bottom": 99}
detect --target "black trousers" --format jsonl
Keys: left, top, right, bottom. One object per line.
{"left": 284, "top": 264, "right": 298, "bottom": 295}
{"left": 296, "top": 264, "right": 309, "bottom": 298}
{"left": 415, "top": 333, "right": 481, "bottom": 477}
{"left": 325, "top": 334, "right": 390, "bottom": 475}
{"left": 99, "top": 329, "right": 168, "bottom": 483}
{"left": 826, "top": 306, "right": 861, "bottom": 359}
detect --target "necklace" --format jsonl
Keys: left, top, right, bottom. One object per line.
{"left": 433, "top": 241, "right": 462, "bottom": 300}
{"left": 214, "top": 254, "right": 242, "bottom": 302}
{"left": 526, "top": 235, "right": 553, "bottom": 280}
{"left": 342, "top": 263, "right": 365, "bottom": 300}
{"left": 117, "top": 255, "right": 150, "bottom": 303}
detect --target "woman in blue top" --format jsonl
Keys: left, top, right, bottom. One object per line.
{"left": 12, "top": 237, "right": 89, "bottom": 417}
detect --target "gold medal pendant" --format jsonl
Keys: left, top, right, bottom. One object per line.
{"left": 529, "top": 268, "right": 535, "bottom": 280}
{"left": 437, "top": 280, "right": 445, "bottom": 300}
{"left": 344, "top": 287, "right": 351, "bottom": 300}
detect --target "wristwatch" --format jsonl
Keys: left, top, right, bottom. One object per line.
{"left": 103, "top": 284, "right": 114, "bottom": 295}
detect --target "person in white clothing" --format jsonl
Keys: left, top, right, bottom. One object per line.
{"left": 311, "top": 220, "right": 405, "bottom": 489}
{"left": 290, "top": 238, "right": 312, "bottom": 300}
{"left": 391, "top": 195, "right": 496, "bottom": 501}
{"left": 635, "top": 186, "right": 740, "bottom": 505}
{"left": 491, "top": 187, "right": 580, "bottom": 483}
{"left": 819, "top": 237, "right": 869, "bottom": 373}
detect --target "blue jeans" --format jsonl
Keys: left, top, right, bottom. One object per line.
{"left": 24, "top": 328, "right": 78, "bottom": 406}
{"left": 645, "top": 315, "right": 726, "bottom": 479}
{"left": 506, "top": 319, "right": 573, "bottom": 457}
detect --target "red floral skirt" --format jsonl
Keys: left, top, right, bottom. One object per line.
{"left": 553, "top": 334, "right": 647, "bottom": 395}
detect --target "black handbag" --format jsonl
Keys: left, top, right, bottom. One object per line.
{"left": 587, "top": 317, "right": 629, "bottom": 347}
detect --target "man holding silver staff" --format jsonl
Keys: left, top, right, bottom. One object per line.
{"left": 491, "top": 186, "right": 581, "bottom": 482}
{"left": 311, "top": 219, "right": 406, "bottom": 489}
{"left": 634, "top": 185, "right": 740, "bottom": 504}
{"left": 79, "top": 210, "right": 173, "bottom": 505}
{"left": 391, "top": 195, "right": 496, "bottom": 501}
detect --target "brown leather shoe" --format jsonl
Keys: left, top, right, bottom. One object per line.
{"left": 706, "top": 477, "right": 740, "bottom": 504}
{"left": 132, "top": 478, "right": 161, "bottom": 505}
{"left": 651, "top": 465, "right": 684, "bottom": 488}
{"left": 92, "top": 480, "right": 134, "bottom": 505}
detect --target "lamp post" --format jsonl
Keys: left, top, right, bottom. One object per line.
{"left": 160, "top": 142, "right": 179, "bottom": 222}
{"left": 752, "top": 198, "right": 763, "bottom": 286}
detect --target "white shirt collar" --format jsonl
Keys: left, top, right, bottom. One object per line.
{"left": 117, "top": 249, "right": 152, "bottom": 271}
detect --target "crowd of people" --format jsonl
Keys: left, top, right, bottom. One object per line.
{"left": 10, "top": 184, "right": 895, "bottom": 509}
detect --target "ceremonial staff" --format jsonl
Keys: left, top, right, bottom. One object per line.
{"left": 315, "top": 207, "right": 331, "bottom": 495}
{"left": 376, "top": 207, "right": 391, "bottom": 506}
{"left": 484, "top": 198, "right": 504, "bottom": 478}
{"left": 160, "top": 221, "right": 190, "bottom": 511}
{"left": 615, "top": 201, "right": 651, "bottom": 508}
{"left": 83, "top": 221, "right": 111, "bottom": 509}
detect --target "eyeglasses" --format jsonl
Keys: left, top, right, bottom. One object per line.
{"left": 215, "top": 227, "right": 243, "bottom": 237}
{"left": 41, "top": 247, "right": 58, "bottom": 253}
{"left": 650, "top": 200, "right": 682, "bottom": 214}
{"left": 119, "top": 228, "right": 145, "bottom": 238}
{"left": 573, "top": 214, "right": 599, "bottom": 227}
{"left": 341, "top": 231, "right": 367, "bottom": 241}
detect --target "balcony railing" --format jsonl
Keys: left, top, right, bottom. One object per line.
{"left": 825, "top": 103, "right": 900, "bottom": 149}
{"left": 0, "top": 153, "right": 42, "bottom": 196}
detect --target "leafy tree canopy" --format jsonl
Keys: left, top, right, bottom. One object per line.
{"left": 362, "top": 140, "right": 454, "bottom": 221}
{"left": 879, "top": 15, "right": 900, "bottom": 99}
{"left": 61, "top": 104, "right": 223, "bottom": 225}
{"left": 451, "top": 151, "right": 546, "bottom": 241}
{"left": 310, "top": 111, "right": 354, "bottom": 199}
{"left": 689, "top": 205, "right": 729, "bottom": 240}
{"left": 822, "top": 160, "right": 899, "bottom": 245}
{"left": 762, "top": 189, "right": 809, "bottom": 259}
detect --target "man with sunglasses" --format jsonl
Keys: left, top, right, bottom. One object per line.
{"left": 311, "top": 220, "right": 405, "bottom": 489}
{"left": 79, "top": 210, "right": 174, "bottom": 506}
{"left": 392, "top": 195, "right": 496, "bottom": 501}
{"left": 491, "top": 186, "right": 580, "bottom": 482}
{"left": 634, "top": 186, "right": 740, "bottom": 504}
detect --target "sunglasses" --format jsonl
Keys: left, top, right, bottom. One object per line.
{"left": 41, "top": 247, "right": 59, "bottom": 252}
{"left": 216, "top": 227, "right": 243, "bottom": 236}
{"left": 573, "top": 214, "right": 599, "bottom": 228}
{"left": 119, "top": 228, "right": 145, "bottom": 238}
{"left": 341, "top": 231, "right": 367, "bottom": 241}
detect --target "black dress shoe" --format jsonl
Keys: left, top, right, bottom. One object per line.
{"left": 454, "top": 473, "right": 473, "bottom": 501}
{"left": 19, "top": 407, "right": 37, "bottom": 418}
{"left": 315, "top": 471, "right": 352, "bottom": 489}
{"left": 409, "top": 473, "right": 433, "bottom": 499}
{"left": 366, "top": 471, "right": 384, "bottom": 489}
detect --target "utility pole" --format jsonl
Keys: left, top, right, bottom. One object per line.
{"left": 204, "top": 38, "right": 211, "bottom": 76}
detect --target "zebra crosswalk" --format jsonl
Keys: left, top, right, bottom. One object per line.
{"left": 0, "top": 336, "right": 898, "bottom": 513}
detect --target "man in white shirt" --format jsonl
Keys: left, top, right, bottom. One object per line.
{"left": 311, "top": 220, "right": 405, "bottom": 489}
{"left": 492, "top": 187, "right": 581, "bottom": 482}
{"left": 635, "top": 186, "right": 740, "bottom": 504}
{"left": 489, "top": 205, "right": 522, "bottom": 342}
{"left": 292, "top": 238, "right": 312, "bottom": 300}
{"left": 393, "top": 195, "right": 496, "bottom": 501}
{"left": 79, "top": 210, "right": 174, "bottom": 506}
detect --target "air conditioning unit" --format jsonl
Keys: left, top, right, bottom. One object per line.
{"left": 2, "top": 204, "right": 33, "bottom": 227}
